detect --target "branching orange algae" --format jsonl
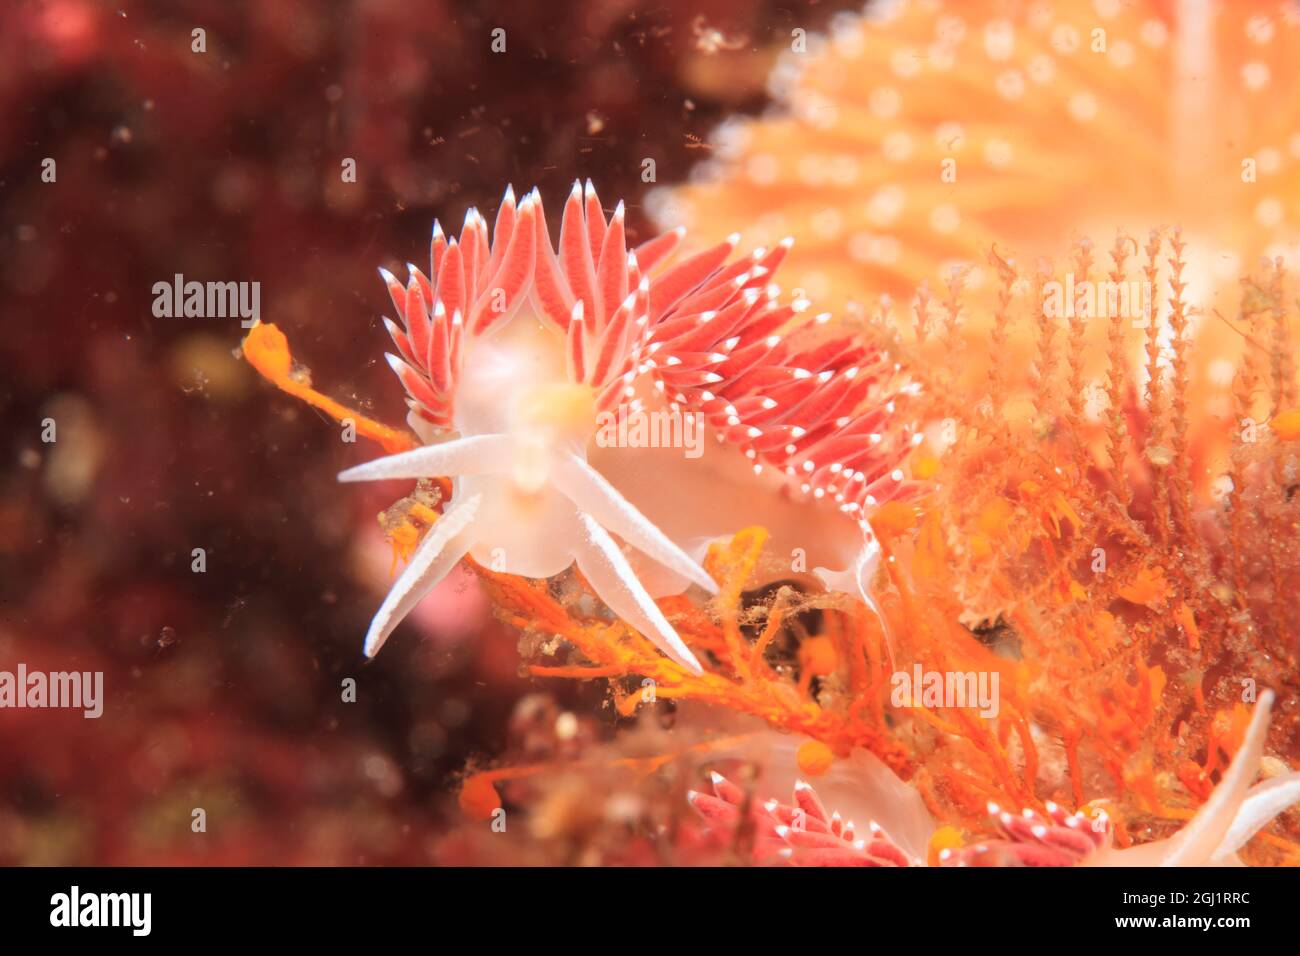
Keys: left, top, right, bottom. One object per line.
{"left": 474, "top": 527, "right": 911, "bottom": 778}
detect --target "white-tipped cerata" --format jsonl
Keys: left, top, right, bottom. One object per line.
{"left": 362, "top": 493, "right": 482, "bottom": 658}
{"left": 345, "top": 182, "right": 917, "bottom": 676}
{"left": 554, "top": 454, "right": 718, "bottom": 594}
{"left": 571, "top": 512, "right": 703, "bottom": 674}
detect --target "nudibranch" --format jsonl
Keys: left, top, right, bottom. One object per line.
{"left": 338, "top": 182, "right": 917, "bottom": 670}
{"left": 692, "top": 691, "right": 1300, "bottom": 866}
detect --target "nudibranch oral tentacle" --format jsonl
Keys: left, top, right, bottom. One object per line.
{"left": 550, "top": 453, "right": 718, "bottom": 594}
{"left": 358, "top": 491, "right": 482, "bottom": 659}
{"left": 342, "top": 182, "right": 917, "bottom": 672}
{"left": 338, "top": 434, "right": 514, "bottom": 482}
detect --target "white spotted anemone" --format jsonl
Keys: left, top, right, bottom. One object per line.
{"left": 652, "top": 0, "right": 1300, "bottom": 385}
{"left": 338, "top": 182, "right": 917, "bottom": 669}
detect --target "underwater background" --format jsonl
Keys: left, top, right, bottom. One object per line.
{"left": 2, "top": 0, "right": 1299, "bottom": 866}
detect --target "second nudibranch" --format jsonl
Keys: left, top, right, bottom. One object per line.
{"left": 340, "top": 182, "right": 917, "bottom": 671}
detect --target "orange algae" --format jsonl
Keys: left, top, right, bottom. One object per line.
{"left": 479, "top": 526, "right": 910, "bottom": 778}
{"left": 1276, "top": 408, "right": 1300, "bottom": 441}
{"left": 927, "top": 826, "right": 965, "bottom": 866}
{"left": 795, "top": 740, "right": 835, "bottom": 777}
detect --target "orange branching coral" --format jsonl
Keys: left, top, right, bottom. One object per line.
{"left": 903, "top": 250, "right": 1299, "bottom": 852}
{"left": 877, "top": 239, "right": 1299, "bottom": 856}
{"left": 477, "top": 526, "right": 910, "bottom": 777}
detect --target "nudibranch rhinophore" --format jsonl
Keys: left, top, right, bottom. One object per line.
{"left": 340, "top": 182, "right": 917, "bottom": 670}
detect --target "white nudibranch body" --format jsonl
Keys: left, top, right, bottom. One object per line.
{"left": 340, "top": 182, "right": 917, "bottom": 670}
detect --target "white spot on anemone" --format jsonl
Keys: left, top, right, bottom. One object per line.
{"left": 1242, "top": 61, "right": 1271, "bottom": 91}
{"left": 1068, "top": 91, "right": 1098, "bottom": 122}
